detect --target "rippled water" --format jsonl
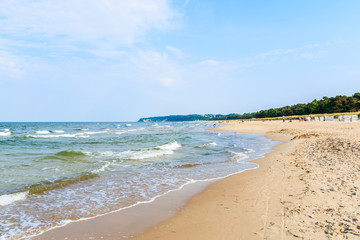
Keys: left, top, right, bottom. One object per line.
{"left": 0, "top": 122, "right": 277, "bottom": 239}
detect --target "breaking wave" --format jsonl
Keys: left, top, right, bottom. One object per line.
{"left": 195, "top": 142, "right": 217, "bottom": 148}
{"left": 0, "top": 132, "right": 11, "bottom": 137}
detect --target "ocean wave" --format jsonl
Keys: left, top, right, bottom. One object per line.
{"left": 35, "top": 130, "right": 50, "bottom": 134}
{"left": 115, "top": 131, "right": 126, "bottom": 134}
{"left": 0, "top": 191, "right": 29, "bottom": 206}
{"left": 0, "top": 132, "right": 11, "bottom": 137}
{"left": 1, "top": 128, "right": 10, "bottom": 132}
{"left": 76, "top": 128, "right": 89, "bottom": 131}
{"left": 22, "top": 133, "right": 89, "bottom": 139}
{"left": 95, "top": 149, "right": 175, "bottom": 160}
{"left": 22, "top": 173, "right": 98, "bottom": 195}
{"left": 175, "top": 163, "right": 200, "bottom": 168}
{"left": 50, "top": 130, "right": 65, "bottom": 133}
{"left": 83, "top": 131, "right": 108, "bottom": 135}
{"left": 127, "top": 127, "right": 145, "bottom": 132}
{"left": 155, "top": 140, "right": 181, "bottom": 151}
{"left": 228, "top": 151, "right": 249, "bottom": 162}
{"left": 54, "top": 150, "right": 88, "bottom": 157}
{"left": 128, "top": 150, "right": 174, "bottom": 160}
{"left": 91, "top": 162, "right": 111, "bottom": 173}
{"left": 93, "top": 141, "right": 181, "bottom": 160}
{"left": 195, "top": 142, "right": 217, "bottom": 148}
{"left": 244, "top": 148, "right": 255, "bottom": 153}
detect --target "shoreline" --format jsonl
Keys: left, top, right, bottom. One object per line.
{"left": 131, "top": 123, "right": 295, "bottom": 240}
{"left": 133, "top": 120, "right": 360, "bottom": 239}
{"left": 32, "top": 129, "right": 275, "bottom": 240}
{"left": 33, "top": 120, "right": 360, "bottom": 239}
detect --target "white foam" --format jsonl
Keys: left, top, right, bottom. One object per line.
{"left": 229, "top": 151, "right": 249, "bottom": 162}
{"left": 1, "top": 128, "right": 10, "bottom": 132}
{"left": 91, "top": 162, "right": 111, "bottom": 173}
{"left": 127, "top": 127, "right": 145, "bottom": 132}
{"left": 0, "top": 191, "right": 29, "bottom": 206}
{"left": 84, "top": 131, "right": 108, "bottom": 135}
{"left": 26, "top": 133, "right": 89, "bottom": 138}
{"left": 126, "top": 150, "right": 174, "bottom": 160}
{"left": 244, "top": 148, "right": 255, "bottom": 153}
{"left": 125, "top": 124, "right": 132, "bottom": 127}
{"left": 115, "top": 131, "right": 126, "bottom": 134}
{"left": 156, "top": 140, "right": 181, "bottom": 151}
{"left": 35, "top": 130, "right": 50, "bottom": 134}
{"left": 50, "top": 130, "right": 65, "bottom": 133}
{"left": 95, "top": 148, "right": 175, "bottom": 160}
{"left": 0, "top": 132, "right": 11, "bottom": 136}
{"left": 196, "top": 142, "right": 217, "bottom": 148}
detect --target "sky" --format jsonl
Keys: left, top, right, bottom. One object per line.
{"left": 0, "top": 0, "right": 360, "bottom": 121}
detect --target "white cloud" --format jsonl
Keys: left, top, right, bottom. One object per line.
{"left": 131, "top": 50, "right": 182, "bottom": 87}
{"left": 300, "top": 51, "right": 328, "bottom": 59}
{"left": 0, "top": 51, "right": 24, "bottom": 78}
{"left": 251, "top": 40, "right": 342, "bottom": 61}
{"left": 166, "top": 46, "right": 184, "bottom": 58}
{"left": 0, "top": 0, "right": 179, "bottom": 47}
{"left": 200, "top": 59, "right": 218, "bottom": 65}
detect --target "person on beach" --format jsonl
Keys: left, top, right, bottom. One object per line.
{"left": 213, "top": 123, "right": 216, "bottom": 128}
{"left": 283, "top": 116, "right": 285, "bottom": 122}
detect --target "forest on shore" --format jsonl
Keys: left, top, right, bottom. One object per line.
{"left": 138, "top": 93, "right": 360, "bottom": 122}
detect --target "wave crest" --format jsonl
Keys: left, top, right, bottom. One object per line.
{"left": 155, "top": 140, "right": 181, "bottom": 151}
{"left": 195, "top": 142, "right": 217, "bottom": 148}
{"left": 0, "top": 132, "right": 11, "bottom": 137}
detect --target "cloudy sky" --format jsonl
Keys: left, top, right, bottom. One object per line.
{"left": 1, "top": 0, "right": 359, "bottom": 121}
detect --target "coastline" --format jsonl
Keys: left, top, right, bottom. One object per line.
{"left": 33, "top": 120, "right": 360, "bottom": 239}
{"left": 133, "top": 120, "right": 360, "bottom": 239}
{"left": 131, "top": 123, "right": 295, "bottom": 240}
{"left": 32, "top": 124, "right": 278, "bottom": 240}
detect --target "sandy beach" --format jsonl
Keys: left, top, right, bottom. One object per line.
{"left": 34, "top": 120, "right": 360, "bottom": 239}
{"left": 132, "top": 120, "right": 360, "bottom": 240}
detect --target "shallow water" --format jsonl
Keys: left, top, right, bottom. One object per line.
{"left": 0, "top": 122, "right": 277, "bottom": 239}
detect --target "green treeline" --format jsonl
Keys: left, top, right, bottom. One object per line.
{"left": 223, "top": 93, "right": 360, "bottom": 120}
{"left": 138, "top": 93, "right": 360, "bottom": 122}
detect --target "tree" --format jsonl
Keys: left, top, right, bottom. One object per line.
{"left": 309, "top": 99, "right": 319, "bottom": 114}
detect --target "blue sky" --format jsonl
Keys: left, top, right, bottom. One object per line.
{"left": 0, "top": 0, "right": 359, "bottom": 121}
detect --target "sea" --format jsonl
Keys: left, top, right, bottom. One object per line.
{"left": 0, "top": 122, "right": 277, "bottom": 239}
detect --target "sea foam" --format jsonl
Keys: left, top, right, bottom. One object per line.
{"left": 25, "top": 133, "right": 89, "bottom": 138}
{"left": 195, "top": 142, "right": 217, "bottom": 148}
{"left": 35, "top": 130, "right": 50, "bottom": 134}
{"left": 0, "top": 132, "right": 11, "bottom": 137}
{"left": 156, "top": 140, "right": 182, "bottom": 150}
{"left": 228, "top": 151, "right": 249, "bottom": 162}
{"left": 0, "top": 191, "right": 29, "bottom": 206}
{"left": 50, "top": 130, "right": 65, "bottom": 133}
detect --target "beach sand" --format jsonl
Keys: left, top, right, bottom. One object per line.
{"left": 34, "top": 120, "right": 360, "bottom": 239}
{"left": 132, "top": 120, "right": 360, "bottom": 240}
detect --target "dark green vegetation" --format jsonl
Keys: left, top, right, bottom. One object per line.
{"left": 138, "top": 93, "right": 360, "bottom": 122}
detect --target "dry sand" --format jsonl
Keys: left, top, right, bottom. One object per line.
{"left": 133, "top": 120, "right": 360, "bottom": 240}
{"left": 34, "top": 120, "right": 360, "bottom": 239}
